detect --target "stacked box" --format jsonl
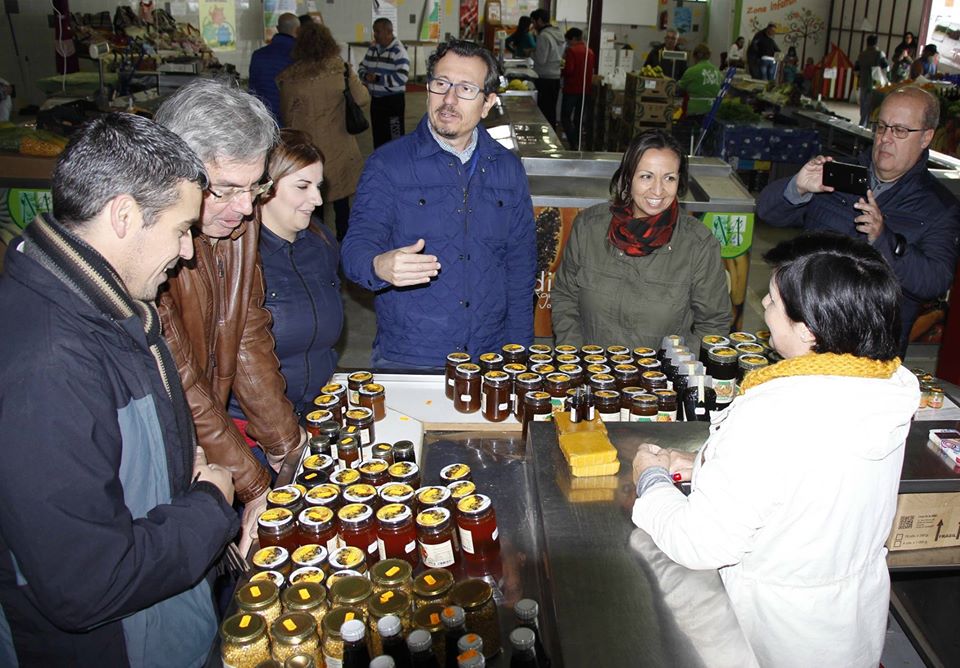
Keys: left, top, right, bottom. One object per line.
{"left": 621, "top": 72, "right": 678, "bottom": 145}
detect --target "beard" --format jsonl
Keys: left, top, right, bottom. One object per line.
{"left": 431, "top": 105, "right": 461, "bottom": 138}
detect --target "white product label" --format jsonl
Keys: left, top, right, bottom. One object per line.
{"left": 460, "top": 394, "right": 472, "bottom": 402}
{"left": 349, "top": 390, "right": 359, "bottom": 406}
{"left": 447, "top": 377, "right": 455, "bottom": 387}
{"left": 631, "top": 414, "right": 654, "bottom": 422}
{"left": 550, "top": 397, "right": 564, "bottom": 412}
{"left": 361, "top": 426, "right": 373, "bottom": 446}
{"left": 498, "top": 402, "right": 509, "bottom": 410}
{"left": 492, "top": 527, "right": 499, "bottom": 540}
{"left": 533, "top": 412, "right": 552, "bottom": 422}
{"left": 324, "top": 654, "right": 343, "bottom": 668}
{"left": 378, "top": 537, "right": 387, "bottom": 561}
{"left": 420, "top": 539, "right": 456, "bottom": 568}
{"left": 327, "top": 536, "right": 340, "bottom": 554}
{"left": 459, "top": 527, "right": 475, "bottom": 554}
{"left": 368, "top": 540, "right": 378, "bottom": 555}
{"left": 695, "top": 407, "right": 706, "bottom": 416}
{"left": 714, "top": 378, "right": 736, "bottom": 404}
{"left": 405, "top": 540, "right": 416, "bottom": 554}
{"left": 599, "top": 411, "right": 620, "bottom": 422}
{"left": 620, "top": 408, "right": 631, "bottom": 421}
{"left": 656, "top": 410, "right": 677, "bottom": 422}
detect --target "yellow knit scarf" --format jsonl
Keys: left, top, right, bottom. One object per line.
{"left": 738, "top": 352, "right": 901, "bottom": 394}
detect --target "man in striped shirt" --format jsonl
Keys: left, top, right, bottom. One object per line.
{"left": 359, "top": 18, "right": 410, "bottom": 148}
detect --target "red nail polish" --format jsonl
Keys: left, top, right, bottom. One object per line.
{"left": 672, "top": 472, "right": 682, "bottom": 482}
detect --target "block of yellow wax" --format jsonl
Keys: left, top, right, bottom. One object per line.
{"left": 555, "top": 412, "right": 618, "bottom": 467}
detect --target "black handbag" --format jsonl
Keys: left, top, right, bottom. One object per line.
{"left": 343, "top": 63, "right": 369, "bottom": 135}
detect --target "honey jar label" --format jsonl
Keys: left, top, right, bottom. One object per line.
{"left": 457, "top": 494, "right": 490, "bottom": 515}
{"left": 379, "top": 483, "right": 414, "bottom": 500}
{"left": 345, "top": 408, "right": 371, "bottom": 420}
{"left": 479, "top": 353, "right": 502, "bottom": 362}
{"left": 607, "top": 345, "right": 629, "bottom": 355}
{"left": 503, "top": 363, "right": 527, "bottom": 373}
{"left": 714, "top": 378, "right": 736, "bottom": 403}
{"left": 417, "top": 486, "right": 448, "bottom": 504}
{"left": 329, "top": 546, "right": 364, "bottom": 569}
{"left": 503, "top": 344, "right": 524, "bottom": 352}
{"left": 459, "top": 527, "right": 475, "bottom": 554}
{"left": 305, "top": 409, "right": 332, "bottom": 424}
{"left": 655, "top": 411, "right": 677, "bottom": 422}
{"left": 555, "top": 345, "right": 577, "bottom": 354}
{"left": 447, "top": 352, "right": 471, "bottom": 362}
{"left": 338, "top": 503, "right": 373, "bottom": 523}
{"left": 440, "top": 464, "right": 470, "bottom": 481}
{"left": 344, "top": 484, "right": 377, "bottom": 500}
{"left": 313, "top": 395, "right": 337, "bottom": 407}
{"left": 258, "top": 508, "right": 293, "bottom": 527}
{"left": 360, "top": 383, "right": 384, "bottom": 394}
{"left": 291, "top": 566, "right": 326, "bottom": 584}
{"left": 331, "top": 469, "right": 361, "bottom": 485}
{"left": 388, "top": 462, "right": 417, "bottom": 477}
{"left": 252, "top": 546, "right": 288, "bottom": 568}
{"left": 348, "top": 372, "right": 373, "bottom": 383}
{"left": 306, "top": 484, "right": 339, "bottom": 502}
{"left": 359, "top": 460, "right": 388, "bottom": 474}
{"left": 321, "top": 383, "right": 344, "bottom": 394}
{"left": 702, "top": 335, "right": 728, "bottom": 346}
{"left": 267, "top": 487, "right": 300, "bottom": 505}
{"left": 250, "top": 571, "right": 283, "bottom": 586}
{"left": 293, "top": 544, "right": 327, "bottom": 565}
{"left": 416, "top": 507, "right": 450, "bottom": 527}
{"left": 447, "top": 480, "right": 476, "bottom": 498}
{"left": 730, "top": 332, "right": 756, "bottom": 343}
{"left": 377, "top": 503, "right": 412, "bottom": 523}
{"left": 421, "top": 540, "right": 456, "bottom": 568}
{"left": 303, "top": 454, "right": 333, "bottom": 471}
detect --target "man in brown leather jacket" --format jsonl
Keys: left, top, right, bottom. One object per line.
{"left": 155, "top": 79, "right": 305, "bottom": 553}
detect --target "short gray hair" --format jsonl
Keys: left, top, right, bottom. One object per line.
{"left": 154, "top": 78, "right": 278, "bottom": 167}
{"left": 277, "top": 12, "right": 299, "bottom": 35}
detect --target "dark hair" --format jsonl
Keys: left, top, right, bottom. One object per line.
{"left": 373, "top": 17, "right": 393, "bottom": 31}
{"left": 763, "top": 234, "right": 901, "bottom": 360}
{"left": 264, "top": 128, "right": 325, "bottom": 200}
{"left": 292, "top": 21, "right": 341, "bottom": 62}
{"left": 692, "top": 43, "right": 711, "bottom": 61}
{"left": 427, "top": 39, "right": 501, "bottom": 94}
{"left": 921, "top": 43, "right": 938, "bottom": 58}
{"left": 516, "top": 16, "right": 532, "bottom": 34}
{"left": 565, "top": 27, "right": 583, "bottom": 41}
{"left": 609, "top": 129, "right": 688, "bottom": 207}
{"left": 867, "top": 34, "right": 878, "bottom": 47}
{"left": 530, "top": 9, "right": 550, "bottom": 24}
{"left": 52, "top": 112, "right": 207, "bottom": 231}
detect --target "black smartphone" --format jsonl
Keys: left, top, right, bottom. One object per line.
{"left": 822, "top": 161, "right": 869, "bottom": 197}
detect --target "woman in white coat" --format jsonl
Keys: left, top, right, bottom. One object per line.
{"left": 631, "top": 233, "right": 920, "bottom": 668}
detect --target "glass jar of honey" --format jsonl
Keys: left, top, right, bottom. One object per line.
{"left": 735, "top": 342, "right": 766, "bottom": 358}
{"left": 582, "top": 354, "right": 607, "bottom": 367}
{"left": 321, "top": 605, "right": 364, "bottom": 668}
{"left": 358, "top": 458, "right": 391, "bottom": 487}
{"left": 439, "top": 463, "right": 471, "bottom": 485}
{"left": 312, "top": 394, "right": 343, "bottom": 425}
{"left": 481, "top": 370, "right": 511, "bottom": 422}
{"left": 345, "top": 407, "right": 375, "bottom": 447}
{"left": 358, "top": 383, "right": 387, "bottom": 422}
{"left": 251, "top": 546, "right": 291, "bottom": 579}
{"left": 477, "top": 352, "right": 504, "bottom": 373}
{"left": 328, "top": 546, "right": 367, "bottom": 577}
{"left": 527, "top": 353, "right": 553, "bottom": 367}
{"left": 303, "top": 453, "right": 335, "bottom": 477}
{"left": 707, "top": 346, "right": 739, "bottom": 408}
{"left": 347, "top": 371, "right": 373, "bottom": 406}
{"left": 698, "top": 334, "right": 730, "bottom": 365}
{"left": 501, "top": 343, "right": 527, "bottom": 364}
{"left": 375, "top": 503, "right": 419, "bottom": 567}
{"left": 513, "top": 372, "right": 543, "bottom": 420}
{"left": 588, "top": 373, "right": 616, "bottom": 393}
{"left": 502, "top": 363, "right": 527, "bottom": 415}
{"left": 636, "top": 357, "right": 662, "bottom": 372}
{"left": 305, "top": 409, "right": 334, "bottom": 438}
{"left": 640, "top": 370, "right": 668, "bottom": 393}
{"left": 530, "top": 363, "right": 556, "bottom": 377}
{"left": 654, "top": 389, "right": 678, "bottom": 422}
{"left": 267, "top": 485, "right": 304, "bottom": 516}
{"left": 455, "top": 494, "right": 500, "bottom": 562}
{"left": 445, "top": 352, "right": 472, "bottom": 400}
{"left": 379, "top": 482, "right": 416, "bottom": 509}
{"left": 337, "top": 503, "right": 379, "bottom": 564}
{"left": 297, "top": 506, "right": 339, "bottom": 553}
{"left": 609, "top": 353, "right": 635, "bottom": 365}
{"left": 304, "top": 482, "right": 341, "bottom": 512}
{"left": 528, "top": 343, "right": 552, "bottom": 356}
{"left": 416, "top": 507, "right": 457, "bottom": 569}
{"left": 343, "top": 483, "right": 380, "bottom": 510}
{"left": 630, "top": 394, "right": 659, "bottom": 422}
{"left": 594, "top": 389, "right": 621, "bottom": 422}
{"left": 336, "top": 436, "right": 361, "bottom": 469}
{"left": 619, "top": 386, "right": 645, "bottom": 421}
{"left": 412, "top": 568, "right": 455, "bottom": 611}
{"left": 291, "top": 543, "right": 329, "bottom": 572}
{"left": 367, "top": 590, "right": 413, "bottom": 658}
{"left": 388, "top": 461, "right": 421, "bottom": 489}
{"left": 729, "top": 331, "right": 757, "bottom": 346}
{"left": 584, "top": 363, "right": 610, "bottom": 376}
{"left": 448, "top": 579, "right": 501, "bottom": 659}
{"left": 544, "top": 373, "right": 571, "bottom": 413}
{"left": 257, "top": 507, "right": 298, "bottom": 552}
{"left": 297, "top": 468, "right": 327, "bottom": 490}
{"left": 416, "top": 485, "right": 452, "bottom": 513}
{"left": 330, "top": 575, "right": 374, "bottom": 621}
{"left": 454, "top": 363, "right": 482, "bottom": 414}
{"left": 522, "top": 391, "right": 552, "bottom": 441}
{"left": 249, "top": 570, "right": 285, "bottom": 590}
{"left": 290, "top": 565, "right": 327, "bottom": 587}
{"left": 370, "top": 558, "right": 414, "bottom": 597}
{"left": 612, "top": 364, "right": 640, "bottom": 390}
{"left": 557, "top": 364, "right": 584, "bottom": 388}
{"left": 371, "top": 443, "right": 394, "bottom": 464}
{"left": 446, "top": 480, "right": 476, "bottom": 504}
{"left": 737, "top": 353, "right": 769, "bottom": 383}
{"left": 392, "top": 440, "right": 416, "bottom": 463}
{"left": 555, "top": 353, "right": 581, "bottom": 366}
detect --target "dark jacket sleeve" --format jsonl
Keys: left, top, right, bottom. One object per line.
{"left": 0, "top": 344, "right": 239, "bottom": 632}
{"left": 756, "top": 176, "right": 810, "bottom": 229}
{"left": 505, "top": 163, "right": 537, "bottom": 345}
{"left": 341, "top": 156, "right": 394, "bottom": 292}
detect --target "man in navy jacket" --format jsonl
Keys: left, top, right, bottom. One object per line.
{"left": 0, "top": 114, "right": 238, "bottom": 666}
{"left": 757, "top": 86, "right": 960, "bottom": 352}
{"left": 248, "top": 12, "right": 298, "bottom": 122}
{"left": 342, "top": 39, "right": 536, "bottom": 368}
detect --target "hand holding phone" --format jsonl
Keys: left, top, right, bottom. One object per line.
{"left": 822, "top": 161, "right": 870, "bottom": 196}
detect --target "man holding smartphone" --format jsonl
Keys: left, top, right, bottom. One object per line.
{"left": 758, "top": 86, "right": 960, "bottom": 353}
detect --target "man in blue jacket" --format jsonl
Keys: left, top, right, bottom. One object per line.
{"left": 0, "top": 113, "right": 238, "bottom": 666}
{"left": 342, "top": 39, "right": 536, "bottom": 368}
{"left": 248, "top": 12, "right": 298, "bottom": 122}
{"left": 757, "top": 86, "right": 960, "bottom": 353}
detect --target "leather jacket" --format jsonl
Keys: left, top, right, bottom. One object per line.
{"left": 158, "top": 218, "right": 300, "bottom": 502}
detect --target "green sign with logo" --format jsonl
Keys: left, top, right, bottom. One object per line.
{"left": 703, "top": 212, "right": 754, "bottom": 259}
{"left": 1, "top": 188, "right": 52, "bottom": 245}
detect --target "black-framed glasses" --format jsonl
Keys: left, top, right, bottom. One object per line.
{"left": 426, "top": 77, "right": 485, "bottom": 100}
{"left": 870, "top": 121, "right": 928, "bottom": 139}
{"left": 207, "top": 179, "right": 273, "bottom": 202}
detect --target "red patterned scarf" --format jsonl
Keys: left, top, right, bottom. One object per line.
{"left": 607, "top": 199, "right": 679, "bottom": 257}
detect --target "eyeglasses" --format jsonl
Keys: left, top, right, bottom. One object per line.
{"left": 870, "top": 122, "right": 928, "bottom": 139}
{"left": 426, "top": 77, "right": 485, "bottom": 101}
{"left": 206, "top": 179, "right": 273, "bottom": 202}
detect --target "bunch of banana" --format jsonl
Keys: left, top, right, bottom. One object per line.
{"left": 640, "top": 65, "right": 665, "bottom": 78}
{"left": 724, "top": 252, "right": 751, "bottom": 308}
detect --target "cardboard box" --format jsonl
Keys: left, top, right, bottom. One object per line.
{"left": 623, "top": 100, "right": 676, "bottom": 124}
{"left": 887, "top": 492, "right": 960, "bottom": 552}
{"left": 625, "top": 73, "right": 678, "bottom": 101}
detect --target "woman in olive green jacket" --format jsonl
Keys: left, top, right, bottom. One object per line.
{"left": 551, "top": 129, "right": 730, "bottom": 349}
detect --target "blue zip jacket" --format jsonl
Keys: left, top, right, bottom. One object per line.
{"left": 229, "top": 220, "right": 342, "bottom": 418}
{"left": 248, "top": 33, "right": 295, "bottom": 122}
{"left": 341, "top": 116, "right": 536, "bottom": 367}
{"left": 757, "top": 149, "right": 960, "bottom": 346}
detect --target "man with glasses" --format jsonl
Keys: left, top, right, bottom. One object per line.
{"left": 155, "top": 79, "right": 306, "bottom": 555}
{"left": 342, "top": 39, "right": 536, "bottom": 368}
{"left": 758, "top": 86, "right": 960, "bottom": 353}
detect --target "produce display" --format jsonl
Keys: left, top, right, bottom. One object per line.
{"left": 639, "top": 65, "right": 666, "bottom": 78}
{"left": 0, "top": 124, "right": 69, "bottom": 157}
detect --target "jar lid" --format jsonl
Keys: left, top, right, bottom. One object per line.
{"left": 478, "top": 352, "right": 503, "bottom": 363}
{"left": 739, "top": 354, "right": 769, "bottom": 369}
{"left": 545, "top": 373, "right": 571, "bottom": 384}
{"left": 590, "top": 373, "right": 615, "bottom": 383}
{"left": 557, "top": 364, "right": 583, "bottom": 375}
{"left": 555, "top": 344, "right": 578, "bottom": 354}
{"left": 701, "top": 335, "right": 729, "bottom": 347}
{"left": 621, "top": 386, "right": 645, "bottom": 397}
{"left": 654, "top": 389, "right": 677, "bottom": 399}
{"left": 345, "top": 407, "right": 373, "bottom": 421}
{"left": 735, "top": 343, "right": 765, "bottom": 355}
{"left": 524, "top": 390, "right": 551, "bottom": 403}
{"left": 530, "top": 363, "right": 556, "bottom": 375}
{"left": 511, "top": 626, "right": 536, "bottom": 651}
{"left": 257, "top": 507, "right": 294, "bottom": 529}
{"left": 447, "top": 352, "right": 472, "bottom": 363}
{"left": 585, "top": 364, "right": 611, "bottom": 375}
{"left": 582, "top": 354, "right": 607, "bottom": 364}
{"left": 729, "top": 331, "right": 757, "bottom": 343}
{"left": 528, "top": 354, "right": 553, "bottom": 364}
{"left": 236, "top": 580, "right": 280, "bottom": 609}
{"left": 413, "top": 568, "right": 455, "bottom": 597}
{"left": 322, "top": 605, "right": 364, "bottom": 638}
{"left": 298, "top": 470, "right": 325, "bottom": 487}
{"left": 613, "top": 364, "right": 639, "bottom": 374}
{"left": 272, "top": 612, "right": 317, "bottom": 645}
{"left": 388, "top": 461, "right": 419, "bottom": 478}
{"left": 282, "top": 582, "right": 326, "bottom": 611}
{"left": 372, "top": 443, "right": 393, "bottom": 457}
{"left": 267, "top": 485, "right": 302, "bottom": 507}
{"left": 528, "top": 344, "right": 552, "bottom": 354}
{"left": 249, "top": 570, "right": 285, "bottom": 589}
{"left": 456, "top": 363, "right": 481, "bottom": 376}
{"left": 358, "top": 459, "right": 389, "bottom": 476}
{"left": 348, "top": 371, "right": 373, "bottom": 383}
{"left": 252, "top": 545, "right": 289, "bottom": 570}
{"left": 330, "top": 575, "right": 373, "bottom": 606}
{"left": 439, "top": 463, "right": 471, "bottom": 482}
{"left": 289, "top": 566, "right": 326, "bottom": 585}
{"left": 456, "top": 493, "right": 492, "bottom": 515}
{"left": 292, "top": 544, "right": 328, "bottom": 568}
{"left": 580, "top": 344, "right": 604, "bottom": 354}
{"left": 368, "top": 589, "right": 412, "bottom": 618}
{"left": 305, "top": 483, "right": 340, "bottom": 504}
{"left": 331, "top": 468, "right": 361, "bottom": 486}
{"left": 359, "top": 382, "right": 385, "bottom": 395}
{"left": 327, "top": 570, "right": 363, "bottom": 589}
{"left": 449, "top": 578, "right": 493, "bottom": 610}
{"left": 483, "top": 370, "right": 510, "bottom": 384}
{"left": 393, "top": 440, "right": 415, "bottom": 454}
{"left": 641, "top": 371, "right": 666, "bottom": 380}
{"left": 632, "top": 394, "right": 659, "bottom": 407}
{"left": 305, "top": 409, "right": 332, "bottom": 424}
{"left": 707, "top": 346, "right": 738, "bottom": 362}
{"left": 516, "top": 372, "right": 543, "bottom": 384}
{"left": 303, "top": 454, "right": 334, "bottom": 471}
{"left": 412, "top": 602, "right": 446, "bottom": 632}
{"left": 298, "top": 505, "right": 334, "bottom": 528}
{"left": 220, "top": 612, "right": 267, "bottom": 644}
{"left": 633, "top": 346, "right": 656, "bottom": 357}
{"left": 321, "top": 382, "right": 345, "bottom": 395}
{"left": 502, "top": 343, "right": 525, "bottom": 353}
{"left": 417, "top": 485, "right": 451, "bottom": 505}
{"left": 337, "top": 435, "right": 359, "bottom": 449}
{"left": 371, "top": 558, "right": 413, "bottom": 587}
{"left": 555, "top": 354, "right": 580, "bottom": 364}
{"left": 609, "top": 354, "right": 634, "bottom": 364}
{"left": 606, "top": 345, "right": 630, "bottom": 355}
{"left": 379, "top": 482, "right": 415, "bottom": 503}
{"left": 754, "top": 329, "right": 771, "bottom": 341}
{"left": 595, "top": 390, "right": 620, "bottom": 400}
{"left": 337, "top": 502, "right": 373, "bottom": 524}
{"left": 344, "top": 484, "right": 378, "bottom": 503}
{"left": 636, "top": 357, "right": 660, "bottom": 368}
{"left": 313, "top": 394, "right": 338, "bottom": 408}
{"left": 328, "top": 546, "right": 366, "bottom": 571}
{"left": 416, "top": 506, "right": 451, "bottom": 528}
{"left": 446, "top": 480, "right": 477, "bottom": 499}
{"left": 503, "top": 363, "right": 527, "bottom": 374}
{"left": 376, "top": 502, "right": 413, "bottom": 525}
{"left": 661, "top": 334, "right": 684, "bottom": 348}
